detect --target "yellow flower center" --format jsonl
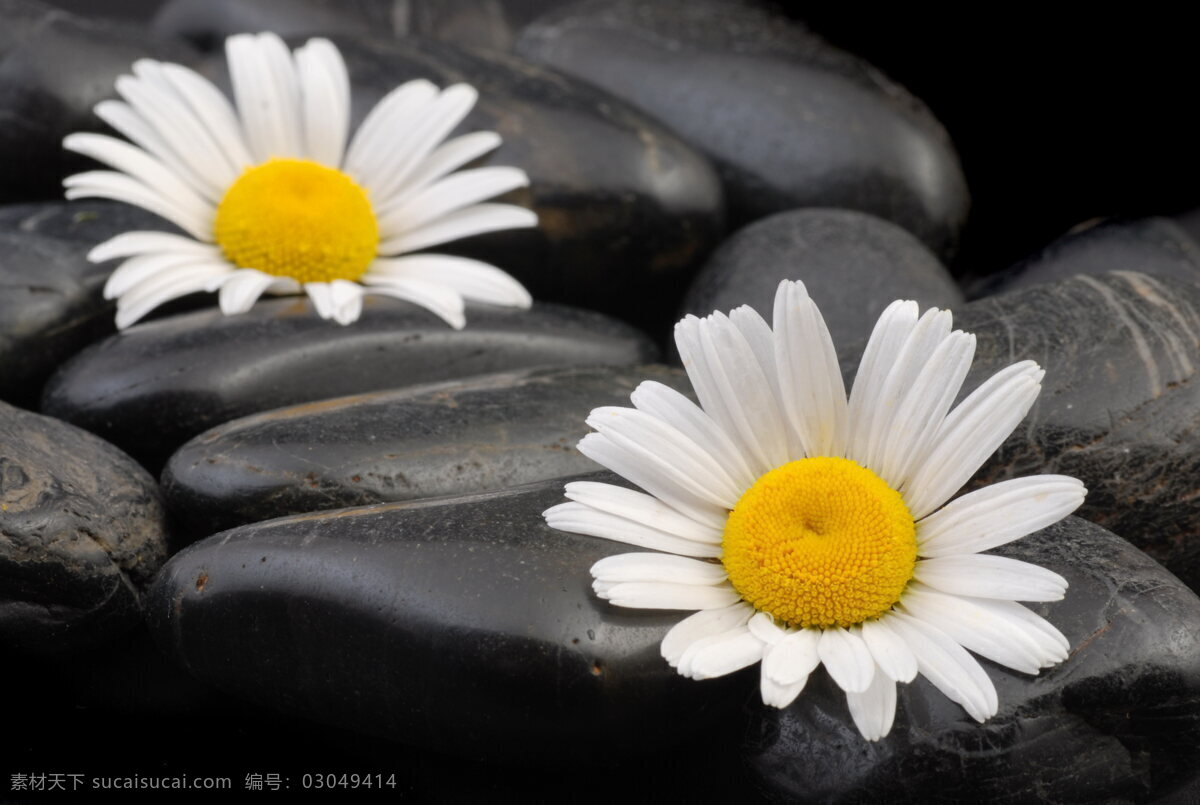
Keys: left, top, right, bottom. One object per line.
{"left": 722, "top": 456, "right": 916, "bottom": 629}
{"left": 214, "top": 158, "right": 379, "bottom": 283}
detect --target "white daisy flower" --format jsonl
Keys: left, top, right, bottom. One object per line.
{"left": 62, "top": 32, "right": 538, "bottom": 330}
{"left": 544, "top": 279, "right": 1086, "bottom": 741}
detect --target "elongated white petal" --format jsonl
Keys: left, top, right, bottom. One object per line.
{"left": 591, "top": 553, "right": 727, "bottom": 586}
{"left": 917, "top": 475, "right": 1086, "bottom": 557}
{"left": 904, "top": 362, "right": 1045, "bottom": 518}
{"left": 677, "top": 626, "right": 764, "bottom": 679}
{"left": 562, "top": 482, "right": 723, "bottom": 545}
{"left": 115, "top": 263, "right": 230, "bottom": 328}
{"left": 385, "top": 131, "right": 502, "bottom": 204}
{"left": 576, "top": 433, "right": 728, "bottom": 530}
{"left": 218, "top": 269, "right": 278, "bottom": 315}
{"left": 359, "top": 277, "right": 465, "bottom": 329}
{"left": 158, "top": 62, "right": 254, "bottom": 173}
{"left": 227, "top": 33, "right": 301, "bottom": 161}
{"left": 847, "top": 299, "right": 919, "bottom": 462}
{"left": 845, "top": 666, "right": 897, "bottom": 741}
{"left": 328, "top": 278, "right": 364, "bottom": 325}
{"left": 761, "top": 666, "right": 809, "bottom": 709}
{"left": 89, "top": 231, "right": 218, "bottom": 263}
{"left": 729, "top": 304, "right": 806, "bottom": 460}
{"left": 295, "top": 38, "right": 349, "bottom": 166}
{"left": 817, "top": 627, "right": 874, "bottom": 693}
{"left": 859, "top": 618, "right": 918, "bottom": 683}
{"left": 377, "top": 167, "right": 529, "bottom": 238}
{"left": 968, "top": 597, "right": 1070, "bottom": 657}
{"left": 377, "top": 203, "right": 537, "bottom": 255}
{"left": 586, "top": 407, "right": 743, "bottom": 508}
{"left": 93, "top": 100, "right": 220, "bottom": 201}
{"left": 773, "top": 280, "right": 849, "bottom": 458}
{"left": 64, "top": 171, "right": 212, "bottom": 240}
{"left": 104, "top": 252, "right": 220, "bottom": 299}
{"left": 304, "top": 282, "right": 335, "bottom": 319}
{"left": 629, "top": 381, "right": 757, "bottom": 493}
{"left": 747, "top": 612, "right": 789, "bottom": 645}
{"left": 762, "top": 628, "right": 821, "bottom": 686}
{"left": 600, "top": 581, "right": 742, "bottom": 611}
{"left": 660, "top": 603, "right": 753, "bottom": 666}
{"left": 365, "top": 255, "right": 531, "bottom": 308}
{"left": 543, "top": 502, "right": 721, "bottom": 558}
{"left": 899, "top": 587, "right": 1045, "bottom": 674}
{"left": 913, "top": 554, "right": 1068, "bottom": 602}
{"left": 886, "top": 612, "right": 998, "bottom": 722}
{"left": 344, "top": 79, "right": 439, "bottom": 180}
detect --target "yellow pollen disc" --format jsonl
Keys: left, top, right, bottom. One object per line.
{"left": 722, "top": 456, "right": 917, "bottom": 629}
{"left": 214, "top": 158, "right": 378, "bottom": 283}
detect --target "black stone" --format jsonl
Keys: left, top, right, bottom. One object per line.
{"left": 516, "top": 0, "right": 968, "bottom": 258}
{"left": 0, "top": 0, "right": 198, "bottom": 203}
{"left": 948, "top": 272, "right": 1200, "bottom": 595}
{"left": 0, "top": 401, "right": 167, "bottom": 654}
{"left": 971, "top": 217, "right": 1200, "bottom": 298}
{"left": 0, "top": 201, "right": 183, "bottom": 408}
{"left": 681, "top": 209, "right": 963, "bottom": 350}
{"left": 162, "top": 364, "right": 690, "bottom": 543}
{"left": 744, "top": 516, "right": 1200, "bottom": 804}
{"left": 145, "top": 474, "right": 748, "bottom": 761}
{"left": 42, "top": 297, "right": 657, "bottom": 473}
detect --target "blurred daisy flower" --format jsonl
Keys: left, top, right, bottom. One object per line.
{"left": 545, "top": 280, "right": 1085, "bottom": 740}
{"left": 64, "top": 32, "right": 536, "bottom": 329}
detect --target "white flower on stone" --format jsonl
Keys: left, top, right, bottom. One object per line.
{"left": 544, "top": 280, "right": 1086, "bottom": 741}
{"left": 63, "top": 32, "right": 537, "bottom": 330}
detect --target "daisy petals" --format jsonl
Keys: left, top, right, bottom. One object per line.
{"left": 661, "top": 603, "right": 753, "bottom": 666}
{"left": 887, "top": 612, "right": 998, "bottom": 722}
{"left": 859, "top": 619, "right": 918, "bottom": 683}
{"left": 561, "top": 482, "right": 722, "bottom": 544}
{"left": 365, "top": 255, "right": 531, "bottom": 309}
{"left": 817, "top": 626, "right": 874, "bottom": 693}
{"left": 678, "top": 627, "right": 764, "bottom": 680}
{"left": 763, "top": 628, "right": 821, "bottom": 686}
{"left": 913, "top": 554, "right": 1068, "bottom": 602}
{"left": 590, "top": 553, "right": 727, "bottom": 586}
{"left": 218, "top": 269, "right": 278, "bottom": 315}
{"left": 845, "top": 666, "right": 897, "bottom": 741}
{"left": 543, "top": 502, "right": 721, "bottom": 558}
{"left": 378, "top": 203, "right": 537, "bottom": 255}
{"left": 599, "top": 581, "right": 742, "bottom": 611}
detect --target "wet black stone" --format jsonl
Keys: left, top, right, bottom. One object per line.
{"left": 948, "top": 272, "right": 1200, "bottom": 595}
{"left": 41, "top": 297, "right": 657, "bottom": 474}
{"left": 0, "top": 201, "right": 181, "bottom": 408}
{"left": 681, "top": 209, "right": 963, "bottom": 350}
{"left": 176, "top": 34, "right": 722, "bottom": 329}
{"left": 972, "top": 217, "right": 1200, "bottom": 298}
{"left": 0, "top": 0, "right": 198, "bottom": 203}
{"left": 162, "top": 364, "right": 690, "bottom": 543}
{"left": 0, "top": 401, "right": 167, "bottom": 654}
{"left": 145, "top": 474, "right": 748, "bottom": 761}
{"left": 744, "top": 516, "right": 1200, "bottom": 804}
{"left": 516, "top": 0, "right": 968, "bottom": 258}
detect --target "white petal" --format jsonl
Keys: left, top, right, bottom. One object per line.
{"left": 677, "top": 626, "right": 765, "bottom": 680}
{"left": 114, "top": 263, "right": 230, "bottom": 328}
{"left": 217, "top": 268, "right": 278, "bottom": 315}
{"left": 762, "top": 628, "right": 821, "bottom": 686}
{"left": 591, "top": 553, "right": 727, "bottom": 586}
{"left": 226, "top": 32, "right": 302, "bottom": 161}
{"left": 543, "top": 502, "right": 721, "bottom": 558}
{"left": 294, "top": 38, "right": 349, "bottom": 166}
{"left": 344, "top": 79, "right": 439, "bottom": 181}
{"left": 899, "top": 587, "right": 1046, "bottom": 674}
{"left": 913, "top": 554, "right": 1068, "bottom": 602}
{"left": 859, "top": 618, "right": 918, "bottom": 683}
{"left": 89, "top": 231, "right": 218, "bottom": 263}
{"left": 760, "top": 667, "right": 809, "bottom": 709}
{"left": 772, "top": 280, "right": 849, "bottom": 458}
{"left": 885, "top": 612, "right": 998, "bottom": 722}
{"left": 660, "top": 603, "right": 753, "bottom": 666}
{"left": 629, "top": 381, "right": 757, "bottom": 493}
{"left": 817, "top": 627, "right": 875, "bottom": 693}
{"left": 304, "top": 281, "right": 335, "bottom": 319}
{"left": 386, "top": 131, "right": 502, "bottom": 203}
{"left": 329, "top": 278, "right": 364, "bottom": 325}
{"left": 359, "top": 277, "right": 465, "bottom": 329}
{"left": 105, "top": 252, "right": 223, "bottom": 299}
{"left": 599, "top": 581, "right": 742, "bottom": 611}
{"left": 917, "top": 475, "right": 1087, "bottom": 557}
{"left": 674, "top": 312, "right": 789, "bottom": 476}
{"left": 729, "top": 304, "right": 806, "bottom": 460}
{"left": 968, "top": 597, "right": 1070, "bottom": 657}
{"left": 585, "top": 407, "right": 744, "bottom": 508}
{"left": 63, "top": 170, "right": 212, "bottom": 241}
{"left": 845, "top": 666, "right": 897, "bottom": 741}
{"left": 377, "top": 203, "right": 537, "bottom": 255}
{"left": 575, "top": 433, "right": 729, "bottom": 531}
{"left": 747, "top": 611, "right": 789, "bottom": 645}
{"left": 562, "top": 482, "right": 723, "bottom": 545}
{"left": 158, "top": 62, "right": 254, "bottom": 173}
{"left": 847, "top": 299, "right": 919, "bottom": 464}
{"left": 904, "top": 361, "right": 1045, "bottom": 519}
{"left": 377, "top": 166, "right": 529, "bottom": 238}
{"left": 364, "top": 255, "right": 531, "bottom": 308}
{"left": 93, "top": 99, "right": 222, "bottom": 201}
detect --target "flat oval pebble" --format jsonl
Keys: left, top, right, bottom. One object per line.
{"left": 42, "top": 298, "right": 656, "bottom": 473}
{"left": 743, "top": 516, "right": 1200, "bottom": 803}
{"left": 951, "top": 272, "right": 1200, "bottom": 593}
{"left": 146, "top": 474, "right": 748, "bottom": 761}
{"left": 1, "top": 401, "right": 167, "bottom": 654}
{"left": 516, "top": 0, "right": 968, "bottom": 257}
{"left": 0, "top": 0, "right": 198, "bottom": 202}
{"left": 682, "top": 209, "right": 963, "bottom": 350}
{"left": 162, "top": 364, "right": 689, "bottom": 543}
